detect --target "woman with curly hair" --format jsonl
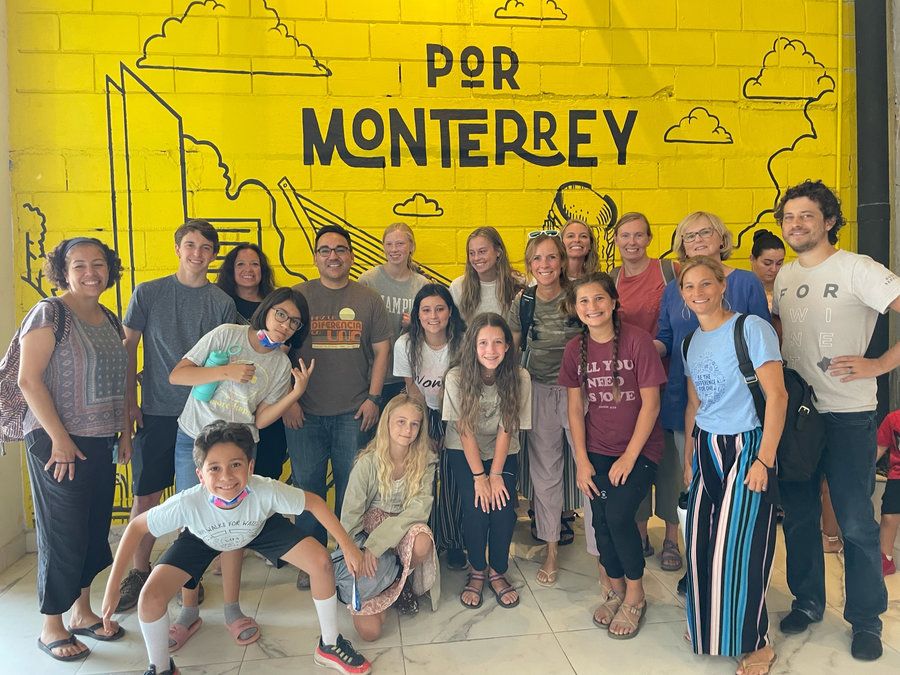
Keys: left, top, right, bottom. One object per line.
{"left": 394, "top": 284, "right": 468, "bottom": 569}
{"left": 443, "top": 313, "right": 532, "bottom": 609}
{"left": 559, "top": 272, "right": 666, "bottom": 639}
{"left": 340, "top": 395, "right": 439, "bottom": 640}
{"left": 17, "top": 238, "right": 130, "bottom": 661}
{"left": 449, "top": 227, "right": 523, "bottom": 322}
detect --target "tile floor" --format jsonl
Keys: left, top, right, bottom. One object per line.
{"left": 1, "top": 513, "right": 898, "bottom": 674}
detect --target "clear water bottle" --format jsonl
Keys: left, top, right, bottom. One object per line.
{"left": 191, "top": 348, "right": 235, "bottom": 402}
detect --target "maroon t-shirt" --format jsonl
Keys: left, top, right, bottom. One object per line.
{"left": 558, "top": 322, "right": 666, "bottom": 463}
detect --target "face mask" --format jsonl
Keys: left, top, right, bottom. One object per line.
{"left": 257, "top": 329, "right": 283, "bottom": 348}
{"left": 209, "top": 486, "right": 250, "bottom": 509}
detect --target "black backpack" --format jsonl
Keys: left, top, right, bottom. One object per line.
{"left": 682, "top": 313, "right": 825, "bottom": 482}
{"left": 518, "top": 286, "right": 537, "bottom": 352}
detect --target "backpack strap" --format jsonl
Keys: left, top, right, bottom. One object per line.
{"left": 41, "top": 297, "right": 72, "bottom": 346}
{"left": 733, "top": 314, "right": 767, "bottom": 424}
{"left": 99, "top": 305, "right": 125, "bottom": 339}
{"left": 518, "top": 286, "right": 537, "bottom": 352}
{"left": 681, "top": 328, "right": 697, "bottom": 363}
{"left": 610, "top": 266, "right": 621, "bottom": 286}
{"left": 660, "top": 258, "right": 677, "bottom": 285}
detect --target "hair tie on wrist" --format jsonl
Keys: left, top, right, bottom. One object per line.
{"left": 754, "top": 457, "right": 772, "bottom": 470}
{"left": 472, "top": 471, "right": 485, "bottom": 477}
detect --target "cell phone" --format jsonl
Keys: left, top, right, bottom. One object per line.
{"left": 351, "top": 575, "right": 361, "bottom": 612}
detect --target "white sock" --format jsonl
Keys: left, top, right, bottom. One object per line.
{"left": 139, "top": 614, "right": 171, "bottom": 671}
{"left": 313, "top": 593, "right": 339, "bottom": 646}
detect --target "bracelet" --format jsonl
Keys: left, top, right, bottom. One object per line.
{"left": 472, "top": 471, "right": 485, "bottom": 477}
{"left": 366, "top": 393, "right": 382, "bottom": 405}
{"left": 754, "top": 457, "right": 772, "bottom": 470}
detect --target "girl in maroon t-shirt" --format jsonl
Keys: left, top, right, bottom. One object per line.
{"left": 558, "top": 272, "right": 666, "bottom": 639}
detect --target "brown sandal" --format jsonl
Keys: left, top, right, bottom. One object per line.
{"left": 592, "top": 588, "right": 623, "bottom": 628}
{"left": 488, "top": 572, "right": 519, "bottom": 608}
{"left": 607, "top": 600, "right": 647, "bottom": 639}
{"left": 737, "top": 650, "right": 777, "bottom": 675}
{"left": 459, "top": 570, "right": 485, "bottom": 609}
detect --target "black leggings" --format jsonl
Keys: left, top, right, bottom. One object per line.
{"left": 588, "top": 452, "right": 657, "bottom": 581}
{"left": 255, "top": 418, "right": 287, "bottom": 480}
{"left": 447, "top": 449, "right": 518, "bottom": 574}
{"left": 25, "top": 429, "right": 116, "bottom": 614}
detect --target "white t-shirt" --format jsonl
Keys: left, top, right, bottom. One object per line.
{"left": 449, "top": 276, "right": 502, "bottom": 319}
{"left": 177, "top": 324, "right": 292, "bottom": 440}
{"left": 393, "top": 334, "right": 450, "bottom": 411}
{"left": 442, "top": 366, "right": 532, "bottom": 460}
{"left": 146, "top": 475, "right": 306, "bottom": 551}
{"left": 773, "top": 249, "right": 900, "bottom": 412}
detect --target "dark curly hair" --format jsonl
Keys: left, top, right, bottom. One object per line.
{"left": 215, "top": 243, "right": 275, "bottom": 300}
{"left": 44, "top": 237, "right": 122, "bottom": 291}
{"left": 193, "top": 420, "right": 256, "bottom": 467}
{"left": 774, "top": 180, "right": 844, "bottom": 245}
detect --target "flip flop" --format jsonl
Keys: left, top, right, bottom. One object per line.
{"left": 37, "top": 635, "right": 90, "bottom": 662}
{"left": 535, "top": 566, "right": 558, "bottom": 587}
{"left": 226, "top": 616, "right": 261, "bottom": 646}
{"left": 68, "top": 621, "right": 126, "bottom": 642}
{"left": 168, "top": 617, "right": 203, "bottom": 653}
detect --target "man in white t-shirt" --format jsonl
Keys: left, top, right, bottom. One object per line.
{"left": 772, "top": 180, "right": 900, "bottom": 662}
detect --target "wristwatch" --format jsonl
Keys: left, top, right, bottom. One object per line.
{"left": 366, "top": 393, "right": 382, "bottom": 406}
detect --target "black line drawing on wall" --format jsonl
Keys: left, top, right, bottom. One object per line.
{"left": 494, "top": 0, "right": 568, "bottom": 21}
{"left": 737, "top": 37, "right": 836, "bottom": 246}
{"left": 544, "top": 181, "right": 617, "bottom": 271}
{"left": 393, "top": 193, "right": 444, "bottom": 218}
{"left": 20, "top": 203, "right": 51, "bottom": 298}
{"left": 137, "top": 0, "right": 331, "bottom": 77}
{"left": 663, "top": 107, "right": 734, "bottom": 144}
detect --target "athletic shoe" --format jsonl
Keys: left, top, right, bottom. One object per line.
{"left": 117, "top": 567, "right": 151, "bottom": 612}
{"left": 314, "top": 634, "right": 371, "bottom": 674}
{"left": 883, "top": 553, "right": 896, "bottom": 576}
{"left": 143, "top": 657, "right": 178, "bottom": 675}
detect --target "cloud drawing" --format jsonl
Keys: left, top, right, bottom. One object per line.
{"left": 664, "top": 107, "right": 733, "bottom": 144}
{"left": 393, "top": 193, "right": 444, "bottom": 218}
{"left": 742, "top": 37, "right": 834, "bottom": 100}
{"left": 137, "top": 0, "right": 331, "bottom": 77}
{"left": 495, "top": 0, "right": 568, "bottom": 21}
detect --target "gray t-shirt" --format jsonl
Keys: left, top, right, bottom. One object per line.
{"left": 773, "top": 249, "right": 900, "bottom": 413}
{"left": 21, "top": 300, "right": 127, "bottom": 437}
{"left": 177, "top": 324, "right": 292, "bottom": 441}
{"left": 449, "top": 276, "right": 503, "bottom": 320}
{"left": 124, "top": 275, "right": 238, "bottom": 416}
{"left": 442, "top": 366, "right": 532, "bottom": 460}
{"left": 292, "top": 279, "right": 393, "bottom": 416}
{"left": 358, "top": 266, "right": 428, "bottom": 385}
{"left": 506, "top": 289, "right": 581, "bottom": 384}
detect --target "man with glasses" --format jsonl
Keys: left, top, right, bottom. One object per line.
{"left": 773, "top": 180, "right": 900, "bottom": 661}
{"left": 288, "top": 225, "right": 392, "bottom": 588}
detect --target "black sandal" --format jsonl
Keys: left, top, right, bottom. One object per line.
{"left": 488, "top": 572, "right": 520, "bottom": 608}
{"left": 559, "top": 513, "right": 575, "bottom": 546}
{"left": 395, "top": 578, "right": 419, "bottom": 615}
{"left": 459, "top": 570, "right": 486, "bottom": 609}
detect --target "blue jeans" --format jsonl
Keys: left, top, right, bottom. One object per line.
{"left": 286, "top": 411, "right": 373, "bottom": 545}
{"left": 174, "top": 428, "right": 200, "bottom": 493}
{"left": 779, "top": 411, "right": 887, "bottom": 635}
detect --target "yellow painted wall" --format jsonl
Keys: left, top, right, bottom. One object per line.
{"left": 7, "top": 0, "right": 856, "bottom": 521}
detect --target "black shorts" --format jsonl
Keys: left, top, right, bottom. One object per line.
{"left": 882, "top": 479, "right": 900, "bottom": 515}
{"left": 156, "top": 515, "right": 317, "bottom": 588}
{"left": 131, "top": 414, "right": 179, "bottom": 496}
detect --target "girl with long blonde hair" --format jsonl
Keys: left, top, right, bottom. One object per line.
{"left": 449, "top": 226, "right": 523, "bottom": 321}
{"left": 443, "top": 313, "right": 532, "bottom": 609}
{"left": 340, "top": 394, "right": 439, "bottom": 640}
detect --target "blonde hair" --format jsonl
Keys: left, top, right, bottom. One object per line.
{"left": 561, "top": 219, "right": 600, "bottom": 277}
{"left": 355, "top": 395, "right": 435, "bottom": 509}
{"left": 524, "top": 233, "right": 569, "bottom": 291}
{"left": 459, "top": 226, "right": 521, "bottom": 320}
{"left": 382, "top": 222, "right": 418, "bottom": 273}
{"left": 678, "top": 255, "right": 727, "bottom": 287}
{"left": 672, "top": 211, "right": 733, "bottom": 262}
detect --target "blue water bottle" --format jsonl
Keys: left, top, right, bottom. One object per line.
{"left": 191, "top": 348, "right": 233, "bottom": 402}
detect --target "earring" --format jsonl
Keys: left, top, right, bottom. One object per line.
{"left": 724, "top": 297, "right": 732, "bottom": 311}
{"left": 681, "top": 302, "right": 692, "bottom": 321}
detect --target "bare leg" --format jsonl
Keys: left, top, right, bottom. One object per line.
{"left": 68, "top": 586, "right": 120, "bottom": 636}
{"left": 881, "top": 514, "right": 900, "bottom": 557}
{"left": 353, "top": 612, "right": 386, "bottom": 642}
{"left": 130, "top": 491, "right": 163, "bottom": 571}
{"left": 608, "top": 577, "right": 646, "bottom": 637}
{"left": 821, "top": 479, "right": 842, "bottom": 552}
{"left": 539, "top": 541, "right": 559, "bottom": 581}
{"left": 139, "top": 565, "right": 192, "bottom": 623}
{"left": 279, "top": 538, "right": 336, "bottom": 600}
{"left": 40, "top": 612, "right": 88, "bottom": 659}
{"left": 410, "top": 533, "right": 433, "bottom": 567}
{"left": 220, "top": 549, "right": 245, "bottom": 604}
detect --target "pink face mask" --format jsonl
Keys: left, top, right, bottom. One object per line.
{"left": 208, "top": 486, "right": 250, "bottom": 509}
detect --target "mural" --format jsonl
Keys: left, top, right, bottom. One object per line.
{"left": 7, "top": 0, "right": 852, "bottom": 520}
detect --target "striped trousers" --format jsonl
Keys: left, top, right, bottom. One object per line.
{"left": 685, "top": 426, "right": 776, "bottom": 657}
{"left": 427, "top": 407, "right": 465, "bottom": 552}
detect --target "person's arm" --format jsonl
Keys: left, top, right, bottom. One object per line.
{"left": 744, "top": 360, "right": 787, "bottom": 493}
{"left": 459, "top": 427, "right": 491, "bottom": 513}
{"left": 654, "top": 292, "right": 674, "bottom": 357}
{"left": 255, "top": 360, "right": 315, "bottom": 429}
{"left": 683, "top": 379, "right": 700, "bottom": 486}
{"left": 123, "top": 326, "right": 143, "bottom": 428}
{"left": 876, "top": 444, "right": 889, "bottom": 463}
{"left": 18, "top": 327, "right": 86, "bottom": 482}
{"left": 302, "top": 492, "right": 364, "bottom": 576}
{"left": 355, "top": 339, "right": 389, "bottom": 432}
{"left": 825, "top": 285, "right": 900, "bottom": 381}
{"left": 608, "top": 386, "right": 660, "bottom": 486}
{"left": 488, "top": 427, "right": 513, "bottom": 509}
{"left": 102, "top": 513, "right": 152, "bottom": 629}
{"left": 169, "top": 358, "right": 255, "bottom": 386}
{"left": 567, "top": 386, "right": 599, "bottom": 498}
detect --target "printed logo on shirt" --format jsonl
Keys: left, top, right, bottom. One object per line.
{"left": 310, "top": 308, "right": 362, "bottom": 350}
{"left": 691, "top": 348, "right": 726, "bottom": 406}
{"left": 581, "top": 359, "right": 638, "bottom": 405}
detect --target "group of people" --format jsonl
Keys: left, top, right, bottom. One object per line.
{"left": 13, "top": 179, "right": 900, "bottom": 675}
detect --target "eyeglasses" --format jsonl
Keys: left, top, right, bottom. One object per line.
{"left": 528, "top": 229, "right": 559, "bottom": 239}
{"left": 272, "top": 308, "right": 303, "bottom": 331}
{"left": 682, "top": 227, "right": 717, "bottom": 244}
{"left": 315, "top": 245, "right": 351, "bottom": 256}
